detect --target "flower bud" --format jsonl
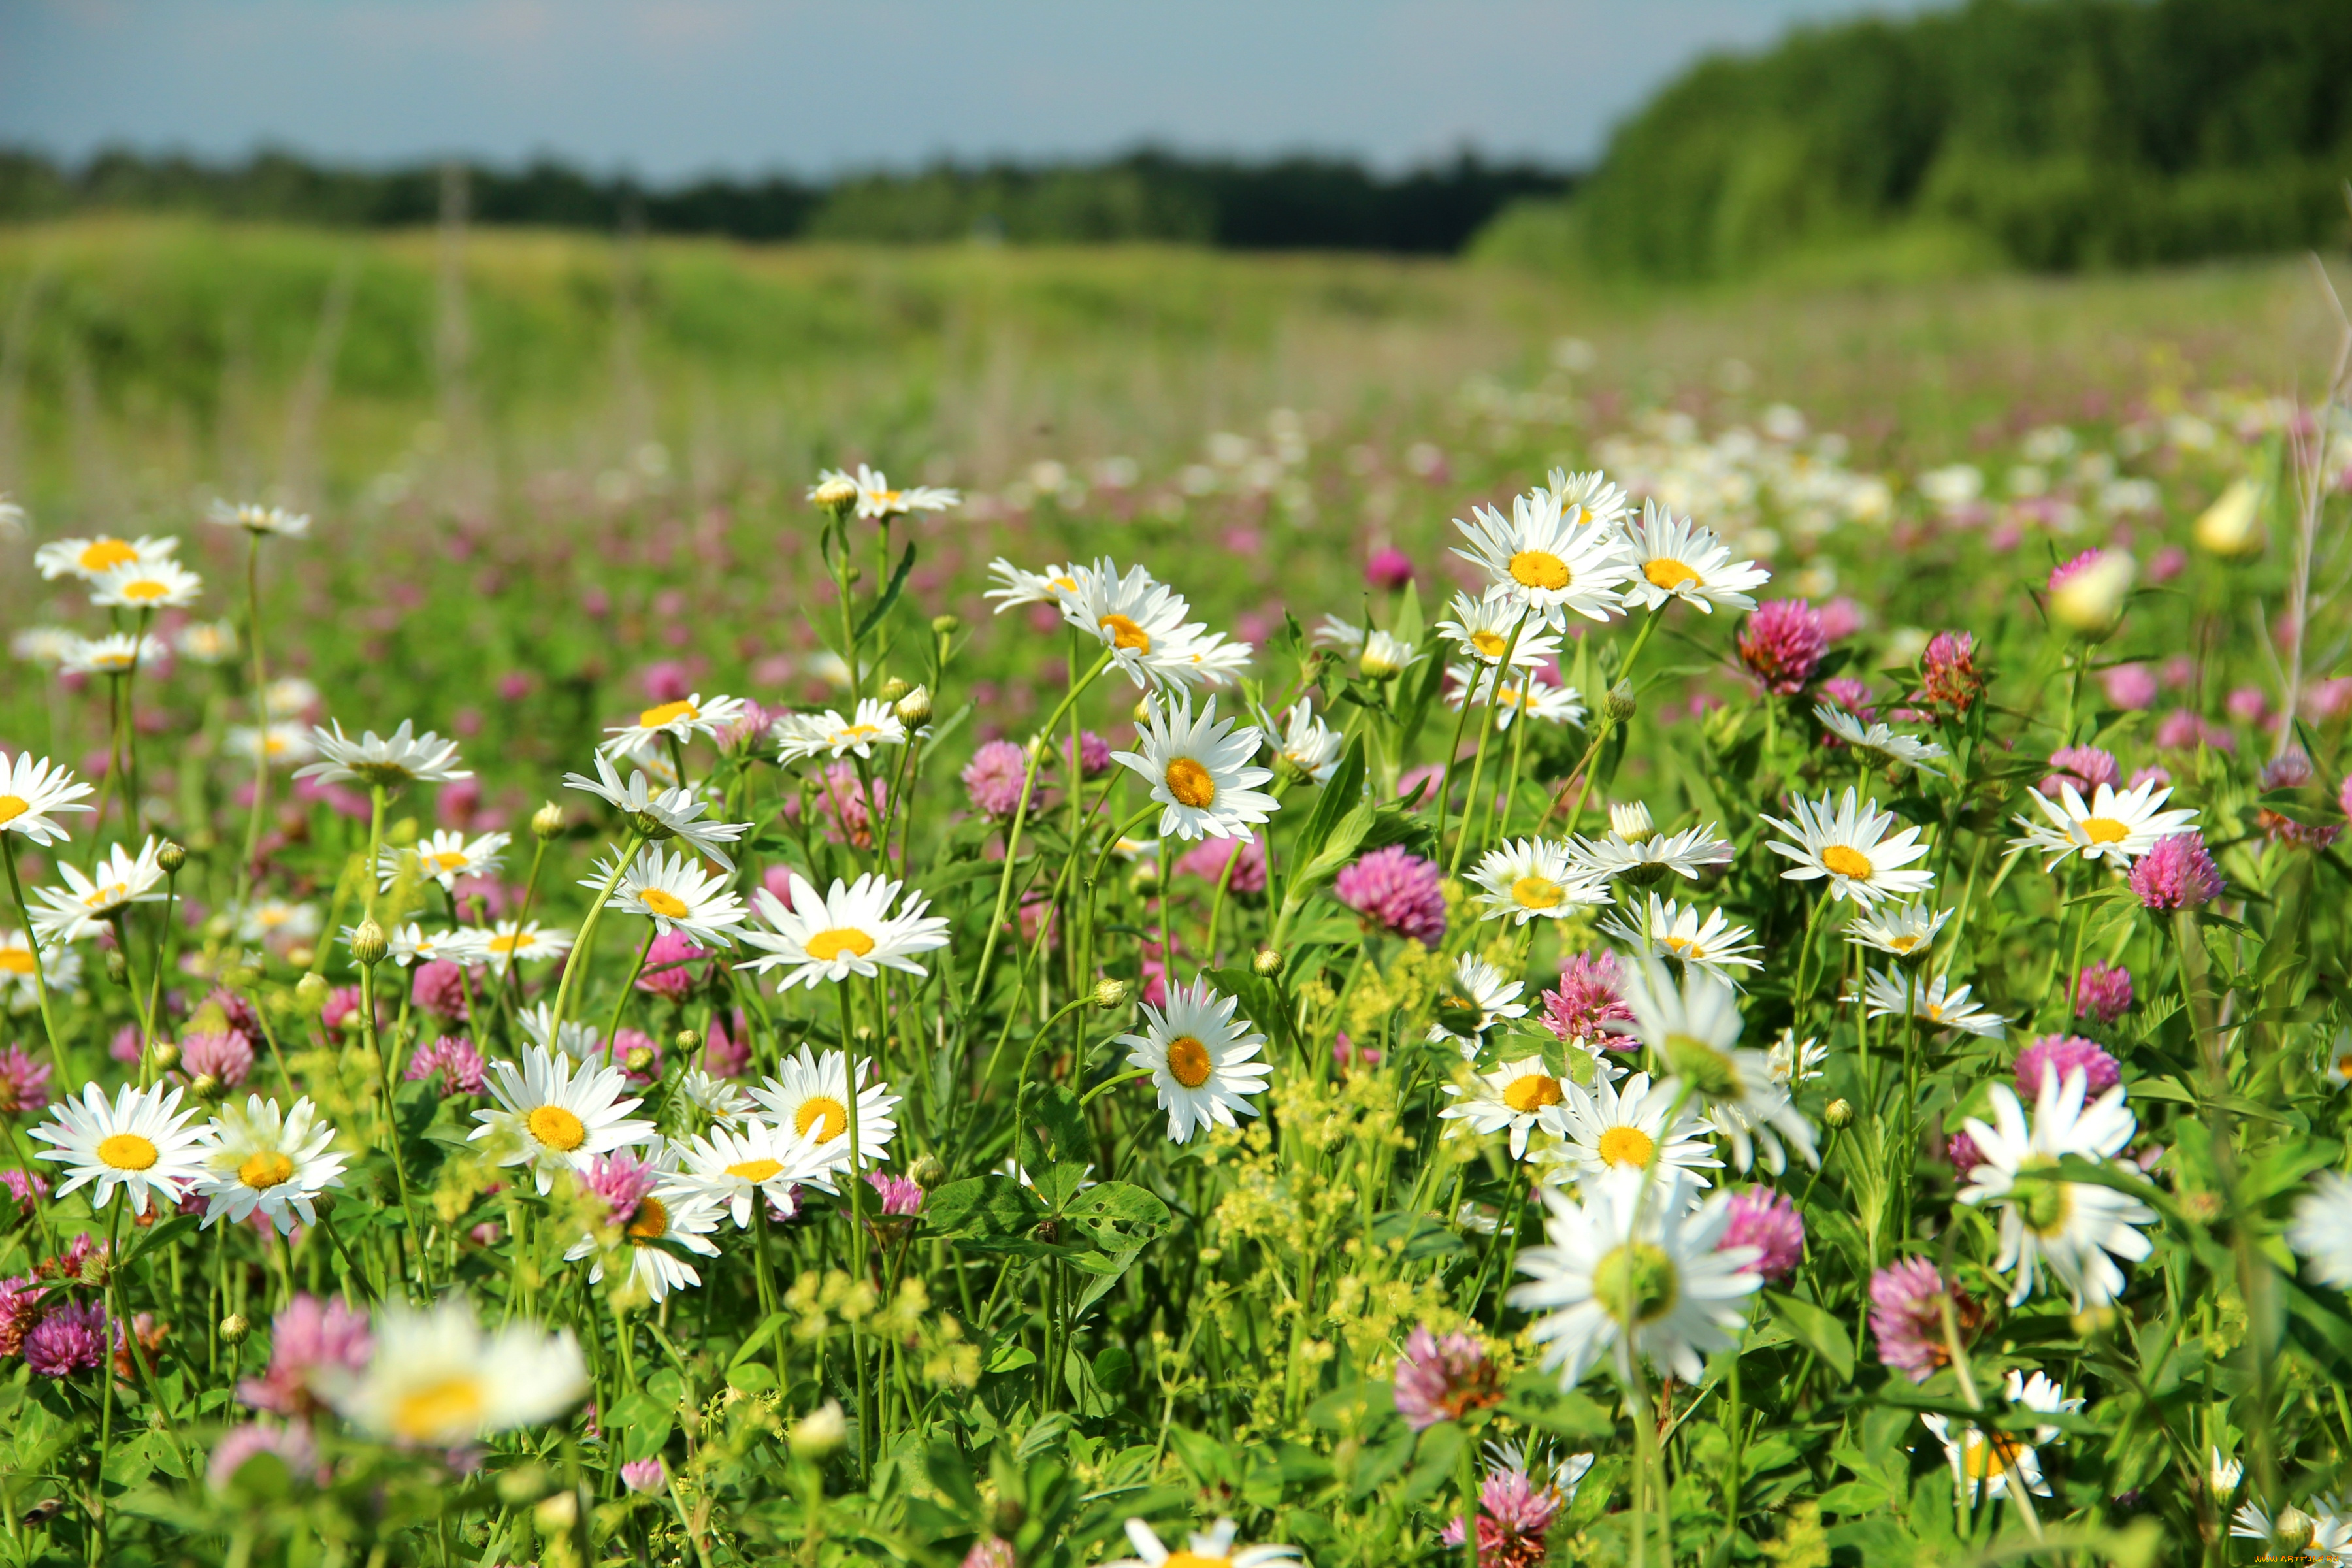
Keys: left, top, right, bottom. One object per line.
{"left": 627, "top": 809, "right": 678, "bottom": 842}
{"left": 350, "top": 919, "right": 388, "bottom": 967}
{"left": 1252, "top": 947, "right": 1285, "bottom": 977}
{"left": 284, "top": 945, "right": 314, "bottom": 970}
{"left": 931, "top": 613, "right": 962, "bottom": 636}
{"left": 907, "top": 1152, "right": 946, "bottom": 1189}
{"left": 1610, "top": 801, "right": 1656, "bottom": 843}
{"left": 294, "top": 972, "right": 330, "bottom": 1012}
{"left": 2274, "top": 1507, "right": 2317, "bottom": 1552}
{"left": 156, "top": 840, "right": 188, "bottom": 874}
{"left": 810, "top": 475, "right": 859, "bottom": 515}
{"left": 877, "top": 676, "right": 911, "bottom": 704}
{"left": 1604, "top": 679, "right": 1637, "bottom": 725}
{"left": 532, "top": 1489, "right": 579, "bottom": 1534}
{"left": 104, "top": 949, "right": 129, "bottom": 986}
{"left": 675, "top": 1029, "right": 701, "bottom": 1051}
{"left": 1360, "top": 630, "right": 1410, "bottom": 681}
{"left": 1132, "top": 699, "right": 1154, "bottom": 725}
{"left": 219, "top": 1313, "right": 249, "bottom": 1344}
{"left": 78, "top": 1250, "right": 111, "bottom": 1288}
{"left": 2193, "top": 476, "right": 2263, "bottom": 559}
{"left": 189, "top": 1072, "right": 225, "bottom": 1103}
{"left": 532, "top": 800, "right": 565, "bottom": 840}
{"left": 2048, "top": 549, "right": 2135, "bottom": 639}
{"left": 623, "top": 1045, "right": 656, "bottom": 1075}
{"left": 1825, "top": 1098, "right": 1854, "bottom": 1130}
{"left": 1128, "top": 861, "right": 1160, "bottom": 895}
{"left": 149, "top": 1041, "right": 181, "bottom": 1073}
{"left": 893, "top": 684, "right": 933, "bottom": 728}
{"left": 1093, "top": 977, "right": 1130, "bottom": 1009}
{"left": 788, "top": 1399, "right": 848, "bottom": 1460}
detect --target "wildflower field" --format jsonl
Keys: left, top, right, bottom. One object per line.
{"left": 2, "top": 220, "right": 2352, "bottom": 1567}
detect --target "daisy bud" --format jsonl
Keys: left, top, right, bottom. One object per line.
{"left": 624, "top": 1045, "right": 655, "bottom": 1075}
{"left": 674, "top": 1029, "right": 700, "bottom": 1051}
{"left": 2276, "top": 1507, "right": 2317, "bottom": 1553}
{"left": 877, "top": 676, "right": 911, "bottom": 704}
{"left": 218, "top": 1313, "right": 249, "bottom": 1344}
{"left": 1360, "top": 631, "right": 1409, "bottom": 680}
{"left": 531, "top": 800, "right": 565, "bottom": 840}
{"left": 810, "top": 475, "right": 859, "bottom": 515}
{"left": 2193, "top": 476, "right": 2263, "bottom": 559}
{"left": 931, "top": 613, "right": 961, "bottom": 636}
{"left": 79, "top": 1250, "right": 111, "bottom": 1288}
{"left": 628, "top": 809, "right": 678, "bottom": 842}
{"left": 1825, "top": 1098, "right": 1854, "bottom": 1130}
{"left": 788, "top": 1399, "right": 848, "bottom": 1460}
{"left": 532, "top": 1490, "right": 579, "bottom": 1534}
{"left": 1128, "top": 862, "right": 1160, "bottom": 894}
{"left": 189, "top": 1072, "right": 225, "bottom": 1103}
{"left": 2047, "top": 549, "right": 2134, "bottom": 640}
{"left": 150, "top": 1041, "right": 181, "bottom": 1072}
{"left": 1604, "top": 679, "right": 1637, "bottom": 725}
{"left": 293, "top": 973, "right": 330, "bottom": 1012}
{"left": 350, "top": 919, "right": 388, "bottom": 968}
{"left": 1610, "top": 800, "right": 1657, "bottom": 843}
{"left": 104, "top": 949, "right": 129, "bottom": 986}
{"left": 908, "top": 1152, "right": 946, "bottom": 1189}
{"left": 1252, "top": 947, "right": 1285, "bottom": 977}
{"left": 894, "top": 684, "right": 933, "bottom": 728}
{"left": 1094, "top": 977, "right": 1130, "bottom": 1009}
{"left": 156, "top": 840, "right": 187, "bottom": 874}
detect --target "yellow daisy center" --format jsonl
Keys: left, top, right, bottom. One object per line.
{"left": 1099, "top": 613, "right": 1151, "bottom": 653}
{"left": 1662, "top": 934, "right": 1697, "bottom": 957}
{"left": 1166, "top": 1034, "right": 1213, "bottom": 1088}
{"left": 0, "top": 947, "right": 32, "bottom": 974}
{"left": 1821, "top": 844, "right": 1874, "bottom": 880}
{"left": 1502, "top": 1073, "right": 1563, "bottom": 1113}
{"left": 0, "top": 796, "right": 29, "bottom": 827}
{"left": 1644, "top": 557, "right": 1700, "bottom": 590}
{"left": 639, "top": 699, "right": 699, "bottom": 728}
{"left": 1164, "top": 1555, "right": 1232, "bottom": 1568}
{"left": 1511, "top": 874, "right": 1565, "bottom": 910}
{"left": 726, "top": 1157, "right": 785, "bottom": 1183}
{"left": 1888, "top": 933, "right": 1922, "bottom": 952}
{"left": 1508, "top": 549, "right": 1571, "bottom": 591}
{"left": 2080, "top": 817, "right": 2130, "bottom": 845}
{"left": 626, "top": 1196, "right": 670, "bottom": 1242}
{"left": 392, "top": 1376, "right": 485, "bottom": 1443}
{"left": 78, "top": 539, "right": 136, "bottom": 572}
{"left": 84, "top": 882, "right": 131, "bottom": 911}
{"left": 239, "top": 1151, "right": 295, "bottom": 1190}
{"left": 118, "top": 578, "right": 171, "bottom": 602}
{"left": 527, "top": 1105, "right": 587, "bottom": 1152}
{"left": 1049, "top": 574, "right": 1077, "bottom": 591}
{"left": 2336, "top": 1054, "right": 2352, "bottom": 1080}
{"left": 1469, "top": 630, "right": 1509, "bottom": 659}
{"left": 488, "top": 932, "right": 529, "bottom": 954}
{"left": 836, "top": 725, "right": 880, "bottom": 742}
{"left": 1165, "top": 757, "right": 1217, "bottom": 808}
{"left": 1597, "top": 1125, "right": 1657, "bottom": 1167}
{"left": 1959, "top": 1429, "right": 2025, "bottom": 1480}
{"left": 805, "top": 927, "right": 875, "bottom": 962}
{"left": 431, "top": 851, "right": 468, "bottom": 873}
{"left": 98, "top": 1133, "right": 159, "bottom": 1171}
{"left": 794, "top": 1097, "right": 850, "bottom": 1142}
{"left": 638, "top": 888, "right": 690, "bottom": 918}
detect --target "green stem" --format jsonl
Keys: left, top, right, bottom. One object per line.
{"left": 547, "top": 831, "right": 645, "bottom": 1030}
{"left": 3, "top": 838, "right": 73, "bottom": 1093}
{"left": 236, "top": 537, "right": 270, "bottom": 937}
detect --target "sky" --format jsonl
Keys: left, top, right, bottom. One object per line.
{"left": 0, "top": 0, "right": 1940, "bottom": 180}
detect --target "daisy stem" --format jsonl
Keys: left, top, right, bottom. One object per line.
{"left": 0, "top": 1117, "right": 52, "bottom": 1256}
{"left": 1431, "top": 660, "right": 1479, "bottom": 854}
{"left": 836, "top": 978, "right": 871, "bottom": 1481}
{"left": 235, "top": 534, "right": 270, "bottom": 907}
{"left": 360, "top": 953, "right": 420, "bottom": 1297}
{"left": 121, "top": 610, "right": 150, "bottom": 837}
{"left": 90, "top": 1196, "right": 125, "bottom": 1565}
{"left": 1456, "top": 1425, "right": 1482, "bottom": 1568}
{"left": 138, "top": 871, "right": 177, "bottom": 1085}
{"left": 364, "top": 784, "right": 387, "bottom": 922}
{"left": 548, "top": 830, "right": 645, "bottom": 1031}
{"left": 3, "top": 838, "right": 73, "bottom": 1093}
{"left": 1493, "top": 685, "right": 1533, "bottom": 842}
{"left": 1448, "top": 621, "right": 1527, "bottom": 878}
{"left": 602, "top": 925, "right": 657, "bottom": 1060}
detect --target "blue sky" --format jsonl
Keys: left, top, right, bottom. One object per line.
{"left": 1, "top": 0, "right": 1938, "bottom": 178}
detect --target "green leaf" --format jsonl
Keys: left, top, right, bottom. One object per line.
{"left": 1765, "top": 1292, "right": 1854, "bottom": 1381}
{"left": 729, "top": 1311, "right": 792, "bottom": 1370}
{"left": 985, "top": 1342, "right": 1037, "bottom": 1375}
{"left": 1292, "top": 735, "right": 1367, "bottom": 870}
{"left": 1395, "top": 646, "right": 1448, "bottom": 759}
{"left": 1399, "top": 1421, "right": 1464, "bottom": 1505}
{"left": 924, "top": 1175, "right": 1049, "bottom": 1239}
{"left": 926, "top": 1438, "right": 983, "bottom": 1514}
{"left": 1063, "top": 1181, "right": 1171, "bottom": 1252}
{"left": 854, "top": 540, "right": 918, "bottom": 642}
{"left": 1026, "top": 1082, "right": 1093, "bottom": 1170}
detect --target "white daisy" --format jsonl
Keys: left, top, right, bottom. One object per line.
{"left": 265, "top": 676, "right": 321, "bottom": 718}
{"left": 60, "top": 633, "right": 165, "bottom": 676}
{"left": 735, "top": 871, "right": 949, "bottom": 989}
{"left": 1147, "top": 624, "right": 1253, "bottom": 691}
{"left": 1614, "top": 958, "right": 1818, "bottom": 1174}
{"left": 378, "top": 828, "right": 509, "bottom": 893}
{"left": 0, "top": 928, "right": 79, "bottom": 1010}
{"left": 811, "top": 463, "right": 959, "bottom": 519}
{"left": 1621, "top": 500, "right": 1770, "bottom": 614}
{"left": 468, "top": 1043, "right": 656, "bottom": 1195}
{"left": 191, "top": 1094, "right": 347, "bottom": 1235}
{"left": 1119, "top": 975, "right": 1272, "bottom": 1143}
{"left": 482, "top": 921, "right": 572, "bottom": 975}
{"left": 561, "top": 753, "right": 750, "bottom": 872}
{"left": 591, "top": 845, "right": 747, "bottom": 949}
{"left": 2287, "top": 1171, "right": 2352, "bottom": 1289}
{"left": 746, "top": 1045, "right": 902, "bottom": 1170}
{"left": 1599, "top": 894, "right": 1761, "bottom": 981}
{"left": 1540, "top": 467, "right": 1633, "bottom": 531}
{"left": 1543, "top": 1071, "right": 1722, "bottom": 1199}
{"left": 316, "top": 1295, "right": 587, "bottom": 1446}
{"left": 1850, "top": 969, "right": 2008, "bottom": 1038}
{"left": 1845, "top": 902, "right": 1951, "bottom": 960}
{"left": 1440, "top": 1056, "right": 1574, "bottom": 1161}
{"left": 1443, "top": 664, "right": 1588, "bottom": 729}
{"left": 1057, "top": 559, "right": 1195, "bottom": 685}
{"left": 1262, "top": 698, "right": 1343, "bottom": 785}
{"left": 1359, "top": 629, "right": 1418, "bottom": 679}
{"left": 27, "top": 838, "right": 169, "bottom": 945}
{"left": 1814, "top": 705, "right": 1948, "bottom": 772}
{"left": 89, "top": 557, "right": 203, "bottom": 610}
{"left": 1101, "top": 1518, "right": 1298, "bottom": 1568}
{"left": 0, "top": 753, "right": 95, "bottom": 845}
{"left": 1918, "top": 1369, "right": 2081, "bottom": 1505}
{"left": 295, "top": 720, "right": 470, "bottom": 790}
{"left": 676, "top": 1115, "right": 841, "bottom": 1225}
{"left": 1426, "top": 952, "right": 1530, "bottom": 1053}
{"left": 29, "top": 1081, "right": 207, "bottom": 1215}
{"left": 1111, "top": 694, "right": 1279, "bottom": 842}
{"left": 1468, "top": 838, "right": 1611, "bottom": 925}
{"left": 33, "top": 534, "right": 178, "bottom": 581}
{"left": 174, "top": 619, "right": 240, "bottom": 664}
{"left": 1761, "top": 788, "right": 1934, "bottom": 907}
{"left": 599, "top": 692, "right": 747, "bottom": 758}
{"left": 1508, "top": 1173, "right": 1762, "bottom": 1387}
{"left": 244, "top": 899, "right": 321, "bottom": 947}
{"left": 385, "top": 923, "right": 491, "bottom": 968}
{"left": 772, "top": 699, "right": 907, "bottom": 763}
{"left": 10, "top": 626, "right": 80, "bottom": 666}
{"left": 208, "top": 500, "right": 312, "bottom": 537}
{"left": 2010, "top": 779, "right": 2198, "bottom": 870}
{"left": 677, "top": 1066, "right": 754, "bottom": 1126}
{"left": 1433, "top": 589, "right": 1564, "bottom": 670}
{"left": 226, "top": 723, "right": 318, "bottom": 768}
{"left": 1957, "top": 1069, "right": 2155, "bottom": 1309}
{"left": 1452, "top": 486, "right": 1635, "bottom": 629}
{"left": 982, "top": 557, "right": 1088, "bottom": 612}
{"left": 1309, "top": 613, "right": 1365, "bottom": 653}
{"left": 1568, "top": 819, "right": 1735, "bottom": 886}
{"left": 515, "top": 1002, "right": 604, "bottom": 1062}
{"left": 1765, "top": 1030, "right": 1829, "bottom": 1087}
{"left": 563, "top": 1154, "right": 725, "bottom": 1302}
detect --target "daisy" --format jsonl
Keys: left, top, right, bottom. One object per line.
{"left": 746, "top": 1046, "right": 902, "bottom": 1170}
{"left": 1762, "top": 788, "right": 1934, "bottom": 907}
{"left": 1359, "top": 629, "right": 1418, "bottom": 679}
{"left": 677, "top": 1066, "right": 754, "bottom": 1126}
{"left": 89, "top": 557, "right": 203, "bottom": 610}
{"left": 563, "top": 1153, "right": 725, "bottom": 1302}
{"left": 174, "top": 619, "right": 240, "bottom": 664}
{"left": 1851, "top": 969, "right": 2008, "bottom": 1037}
{"left": 1765, "top": 1030, "right": 1829, "bottom": 1087}
{"left": 226, "top": 723, "right": 318, "bottom": 768}
{"left": 1845, "top": 902, "right": 1950, "bottom": 960}
{"left": 1919, "top": 1369, "right": 2081, "bottom": 1505}
{"left": 1443, "top": 665, "right": 1588, "bottom": 729}
{"left": 1452, "top": 486, "right": 1635, "bottom": 628}
{"left": 516, "top": 1002, "right": 604, "bottom": 1062}
{"left": 1614, "top": 958, "right": 1818, "bottom": 1174}
{"left": 1101, "top": 1518, "right": 1298, "bottom": 1568}
{"left": 599, "top": 692, "right": 747, "bottom": 759}
{"left": 30, "top": 1081, "right": 207, "bottom": 1215}
{"left": 1111, "top": 694, "right": 1279, "bottom": 842}
{"left": 772, "top": 700, "right": 907, "bottom": 763}
{"left": 384, "top": 924, "right": 491, "bottom": 968}
{"left": 295, "top": 720, "right": 470, "bottom": 790}
{"left": 1468, "top": 838, "right": 1610, "bottom": 925}
{"left": 33, "top": 534, "right": 178, "bottom": 581}
{"left": 1426, "top": 953, "right": 1530, "bottom": 1053}
{"left": 243, "top": 899, "right": 321, "bottom": 947}
{"left": 1058, "top": 559, "right": 1196, "bottom": 685}
{"left": 0, "top": 753, "right": 95, "bottom": 845}
{"left": 27, "top": 838, "right": 169, "bottom": 945}
{"left": 1119, "top": 975, "right": 1271, "bottom": 1143}
{"left": 735, "top": 872, "right": 949, "bottom": 988}
{"left": 676, "top": 1116, "right": 840, "bottom": 1224}
{"left": 2287, "top": 1171, "right": 2352, "bottom": 1289}
{"left": 1309, "top": 613, "right": 1365, "bottom": 653}
{"left": 1544, "top": 1071, "right": 1722, "bottom": 1198}
{"left": 1957, "top": 1068, "right": 2155, "bottom": 1309}
{"left": 60, "top": 633, "right": 165, "bottom": 676}
{"left": 593, "top": 845, "right": 747, "bottom": 949}
{"left": 2010, "top": 779, "right": 2198, "bottom": 870}
{"left": 378, "top": 828, "right": 509, "bottom": 893}
{"left": 10, "top": 626, "right": 79, "bottom": 666}
{"left": 1508, "top": 1173, "right": 1762, "bottom": 1386}
{"left": 982, "top": 557, "right": 1087, "bottom": 612}
{"left": 1599, "top": 894, "right": 1761, "bottom": 981}
{"left": 1622, "top": 501, "right": 1770, "bottom": 614}
{"left": 561, "top": 753, "right": 749, "bottom": 872}
{"left": 1145, "top": 625, "right": 1253, "bottom": 691}
{"left": 1541, "top": 467, "right": 1632, "bottom": 531}
{"left": 0, "top": 929, "right": 80, "bottom": 1009}
{"left": 1440, "top": 1056, "right": 1575, "bottom": 1161}
{"left": 482, "top": 921, "right": 572, "bottom": 975}
{"left": 191, "top": 1094, "right": 347, "bottom": 1235}
{"left": 1433, "top": 590, "right": 1564, "bottom": 670}
{"left": 1813, "top": 705, "right": 1948, "bottom": 772}
{"left": 811, "top": 463, "right": 959, "bottom": 520}
{"left": 1262, "top": 698, "right": 1343, "bottom": 784}
{"left": 1567, "top": 818, "right": 1735, "bottom": 886}
{"left": 208, "top": 500, "right": 312, "bottom": 537}
{"left": 316, "top": 1294, "right": 586, "bottom": 1446}
{"left": 468, "top": 1043, "right": 655, "bottom": 1195}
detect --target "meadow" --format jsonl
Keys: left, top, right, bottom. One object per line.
{"left": 0, "top": 217, "right": 2348, "bottom": 1567}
